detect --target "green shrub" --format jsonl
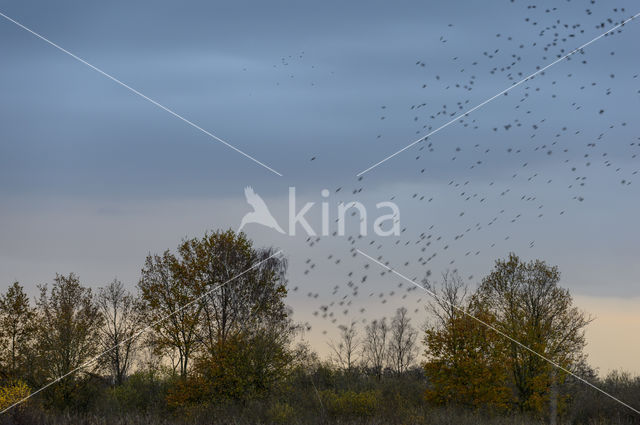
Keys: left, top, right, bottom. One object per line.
{"left": 320, "top": 389, "right": 381, "bottom": 419}
{"left": 105, "top": 370, "right": 170, "bottom": 414}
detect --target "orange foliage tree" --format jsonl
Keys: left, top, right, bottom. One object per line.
{"left": 423, "top": 284, "right": 512, "bottom": 411}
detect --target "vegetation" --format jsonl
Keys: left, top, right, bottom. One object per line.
{"left": 0, "top": 230, "right": 639, "bottom": 425}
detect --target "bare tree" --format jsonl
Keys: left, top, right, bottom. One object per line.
{"left": 97, "top": 279, "right": 141, "bottom": 385}
{"left": 422, "top": 270, "right": 470, "bottom": 367}
{"left": 363, "top": 318, "right": 388, "bottom": 380}
{"left": 423, "top": 270, "right": 468, "bottom": 330}
{"left": 388, "top": 307, "right": 418, "bottom": 374}
{"left": 328, "top": 321, "right": 360, "bottom": 373}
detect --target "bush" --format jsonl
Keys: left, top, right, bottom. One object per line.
{"left": 320, "top": 389, "right": 381, "bottom": 419}
{"left": 102, "top": 370, "right": 170, "bottom": 415}
{"left": 0, "top": 381, "right": 30, "bottom": 412}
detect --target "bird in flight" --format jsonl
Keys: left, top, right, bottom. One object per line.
{"left": 238, "top": 186, "right": 285, "bottom": 234}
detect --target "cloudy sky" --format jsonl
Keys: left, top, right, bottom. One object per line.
{"left": 1, "top": 0, "right": 639, "bottom": 374}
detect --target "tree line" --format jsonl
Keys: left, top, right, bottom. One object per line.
{"left": 1, "top": 229, "right": 638, "bottom": 425}
{"left": 0, "top": 230, "right": 292, "bottom": 409}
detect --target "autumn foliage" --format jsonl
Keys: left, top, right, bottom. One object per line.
{"left": 0, "top": 235, "right": 637, "bottom": 425}
{"left": 422, "top": 254, "right": 592, "bottom": 421}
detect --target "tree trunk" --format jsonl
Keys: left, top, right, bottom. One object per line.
{"left": 549, "top": 369, "right": 558, "bottom": 425}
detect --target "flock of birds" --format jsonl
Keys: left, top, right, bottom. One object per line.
{"left": 271, "top": 1, "right": 639, "bottom": 339}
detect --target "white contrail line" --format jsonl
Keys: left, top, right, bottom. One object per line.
{"left": 356, "top": 248, "right": 640, "bottom": 415}
{"left": 0, "top": 250, "right": 283, "bottom": 415}
{"left": 356, "top": 12, "right": 640, "bottom": 177}
{"left": 0, "top": 11, "right": 283, "bottom": 177}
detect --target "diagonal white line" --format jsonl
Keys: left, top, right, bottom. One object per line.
{"left": 356, "top": 12, "right": 640, "bottom": 177}
{"left": 0, "top": 11, "right": 283, "bottom": 177}
{"left": 356, "top": 248, "right": 640, "bottom": 416}
{"left": 0, "top": 250, "right": 283, "bottom": 415}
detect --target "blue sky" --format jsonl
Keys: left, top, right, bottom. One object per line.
{"left": 1, "top": 0, "right": 639, "bottom": 372}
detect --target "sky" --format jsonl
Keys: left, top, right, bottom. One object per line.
{"left": 0, "top": 0, "right": 639, "bottom": 375}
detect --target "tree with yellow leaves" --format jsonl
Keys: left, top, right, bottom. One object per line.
{"left": 477, "top": 253, "right": 592, "bottom": 420}
{"left": 423, "top": 271, "right": 512, "bottom": 411}
{"left": 423, "top": 256, "right": 592, "bottom": 423}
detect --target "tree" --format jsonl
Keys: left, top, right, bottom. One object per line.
{"left": 174, "top": 230, "right": 288, "bottom": 353}
{"left": 191, "top": 314, "right": 296, "bottom": 402}
{"left": 138, "top": 250, "right": 202, "bottom": 379}
{"left": 388, "top": 307, "right": 418, "bottom": 375}
{"left": 423, "top": 270, "right": 468, "bottom": 330}
{"left": 35, "top": 273, "right": 103, "bottom": 407}
{"left": 97, "top": 279, "right": 141, "bottom": 385}
{"left": 138, "top": 229, "right": 291, "bottom": 387}
{"left": 362, "top": 318, "right": 388, "bottom": 380}
{"left": 476, "top": 253, "right": 592, "bottom": 417}
{"left": 423, "top": 271, "right": 512, "bottom": 411}
{"left": 150, "top": 230, "right": 292, "bottom": 403}
{"left": 329, "top": 321, "right": 360, "bottom": 373}
{"left": 0, "top": 282, "right": 35, "bottom": 381}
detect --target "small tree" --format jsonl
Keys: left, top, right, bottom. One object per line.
{"left": 363, "top": 318, "right": 388, "bottom": 380}
{"left": 0, "top": 282, "right": 36, "bottom": 381}
{"left": 328, "top": 321, "right": 360, "bottom": 374}
{"left": 388, "top": 307, "right": 418, "bottom": 375}
{"left": 35, "top": 273, "right": 103, "bottom": 408}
